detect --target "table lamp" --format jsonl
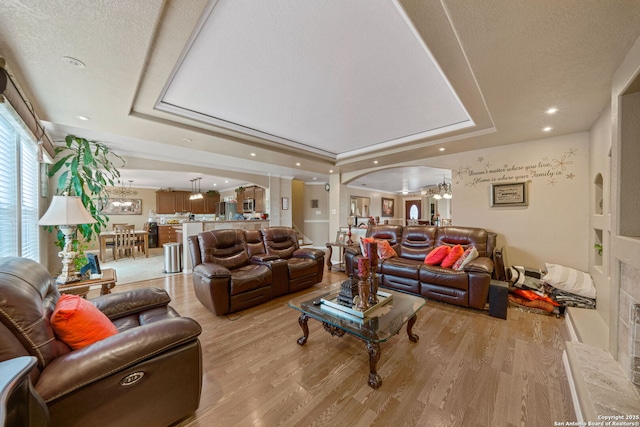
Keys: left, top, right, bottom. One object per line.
{"left": 39, "top": 194, "right": 97, "bottom": 284}
{"left": 347, "top": 216, "right": 354, "bottom": 245}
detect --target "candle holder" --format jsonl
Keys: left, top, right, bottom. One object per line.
{"left": 347, "top": 216, "right": 354, "bottom": 245}
{"left": 368, "top": 265, "right": 379, "bottom": 305}
{"left": 356, "top": 272, "right": 370, "bottom": 311}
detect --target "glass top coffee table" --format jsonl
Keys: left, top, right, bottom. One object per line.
{"left": 288, "top": 284, "right": 425, "bottom": 389}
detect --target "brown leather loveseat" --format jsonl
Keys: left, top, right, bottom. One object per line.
{"left": 345, "top": 225, "right": 496, "bottom": 310}
{"left": 189, "top": 227, "right": 325, "bottom": 315}
{"left": 0, "top": 256, "right": 203, "bottom": 427}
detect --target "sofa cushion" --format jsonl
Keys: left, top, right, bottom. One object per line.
{"left": 453, "top": 246, "right": 479, "bottom": 270}
{"left": 425, "top": 246, "right": 450, "bottom": 265}
{"left": 398, "top": 225, "right": 437, "bottom": 261}
{"left": 286, "top": 257, "right": 318, "bottom": 279}
{"left": 419, "top": 265, "right": 469, "bottom": 291}
{"left": 381, "top": 257, "right": 423, "bottom": 279}
{"left": 51, "top": 294, "right": 118, "bottom": 350}
{"left": 229, "top": 264, "right": 272, "bottom": 295}
{"left": 441, "top": 244, "right": 464, "bottom": 268}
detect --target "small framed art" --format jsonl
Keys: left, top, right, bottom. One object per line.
{"left": 491, "top": 182, "right": 528, "bottom": 207}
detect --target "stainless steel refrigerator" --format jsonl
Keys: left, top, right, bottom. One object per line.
{"left": 217, "top": 202, "right": 237, "bottom": 220}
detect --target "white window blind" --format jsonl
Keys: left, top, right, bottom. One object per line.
{"left": 0, "top": 111, "right": 40, "bottom": 261}
{"left": 0, "top": 114, "right": 18, "bottom": 257}
{"left": 21, "top": 137, "right": 40, "bottom": 260}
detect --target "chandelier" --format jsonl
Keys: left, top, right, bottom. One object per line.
{"left": 106, "top": 180, "right": 138, "bottom": 198}
{"left": 433, "top": 177, "right": 452, "bottom": 200}
{"left": 189, "top": 178, "right": 203, "bottom": 200}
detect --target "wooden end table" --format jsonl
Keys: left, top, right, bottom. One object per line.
{"left": 57, "top": 268, "right": 117, "bottom": 298}
{"left": 325, "top": 242, "right": 358, "bottom": 272}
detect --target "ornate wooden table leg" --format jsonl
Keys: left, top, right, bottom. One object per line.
{"left": 297, "top": 313, "right": 309, "bottom": 346}
{"left": 407, "top": 314, "right": 419, "bottom": 342}
{"left": 325, "top": 244, "right": 334, "bottom": 271}
{"left": 366, "top": 341, "right": 382, "bottom": 389}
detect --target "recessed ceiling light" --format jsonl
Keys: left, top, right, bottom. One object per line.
{"left": 373, "top": 160, "right": 379, "bottom": 164}
{"left": 296, "top": 162, "right": 301, "bottom": 166}
{"left": 312, "top": 177, "right": 317, "bottom": 181}
{"left": 76, "top": 115, "right": 90, "bottom": 121}
{"left": 546, "top": 107, "right": 558, "bottom": 114}
{"left": 543, "top": 126, "right": 552, "bottom": 132}
{"left": 225, "top": 180, "right": 228, "bottom": 183}
{"left": 213, "top": 183, "right": 217, "bottom": 187}
{"left": 182, "top": 138, "right": 192, "bottom": 143}
{"left": 250, "top": 152, "right": 256, "bottom": 157}
{"left": 329, "top": 169, "right": 334, "bottom": 173}
{"left": 439, "top": 147, "right": 445, "bottom": 152}
{"left": 62, "top": 56, "right": 86, "bottom": 68}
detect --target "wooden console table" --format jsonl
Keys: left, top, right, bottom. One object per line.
{"left": 57, "top": 268, "right": 117, "bottom": 298}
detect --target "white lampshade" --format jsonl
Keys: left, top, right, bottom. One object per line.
{"left": 38, "top": 195, "right": 97, "bottom": 226}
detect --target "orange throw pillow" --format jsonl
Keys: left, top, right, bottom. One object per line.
{"left": 359, "top": 237, "right": 375, "bottom": 257}
{"left": 51, "top": 294, "right": 118, "bottom": 350}
{"left": 441, "top": 244, "right": 464, "bottom": 268}
{"left": 377, "top": 240, "right": 397, "bottom": 259}
{"left": 424, "top": 246, "right": 450, "bottom": 266}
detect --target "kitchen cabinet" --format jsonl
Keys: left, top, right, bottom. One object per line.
{"left": 158, "top": 225, "right": 178, "bottom": 246}
{"left": 156, "top": 191, "right": 177, "bottom": 214}
{"left": 175, "top": 192, "right": 191, "bottom": 213}
{"left": 204, "top": 193, "right": 220, "bottom": 214}
{"left": 190, "top": 197, "right": 205, "bottom": 214}
{"left": 254, "top": 187, "right": 264, "bottom": 212}
{"left": 156, "top": 191, "right": 193, "bottom": 214}
{"left": 236, "top": 189, "right": 244, "bottom": 210}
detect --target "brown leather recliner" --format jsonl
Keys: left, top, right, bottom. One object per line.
{"left": 0, "top": 257, "right": 203, "bottom": 427}
{"left": 189, "top": 229, "right": 277, "bottom": 315}
{"left": 260, "top": 227, "right": 325, "bottom": 293}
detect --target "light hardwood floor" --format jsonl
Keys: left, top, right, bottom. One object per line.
{"left": 102, "top": 271, "right": 576, "bottom": 427}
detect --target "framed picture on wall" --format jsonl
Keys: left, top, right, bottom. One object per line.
{"left": 381, "top": 197, "right": 394, "bottom": 217}
{"left": 491, "top": 182, "right": 528, "bottom": 207}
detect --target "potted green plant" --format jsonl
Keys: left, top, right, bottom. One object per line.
{"left": 47, "top": 135, "right": 124, "bottom": 257}
{"left": 206, "top": 189, "right": 219, "bottom": 196}
{"left": 235, "top": 186, "right": 245, "bottom": 194}
{"left": 594, "top": 243, "right": 603, "bottom": 256}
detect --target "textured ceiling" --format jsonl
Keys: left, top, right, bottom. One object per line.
{"left": 1, "top": 0, "right": 640, "bottom": 193}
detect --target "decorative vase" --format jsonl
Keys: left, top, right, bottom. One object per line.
{"left": 357, "top": 276, "right": 370, "bottom": 311}
{"left": 368, "top": 267, "right": 379, "bottom": 305}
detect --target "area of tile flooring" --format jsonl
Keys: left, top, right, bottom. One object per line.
{"left": 88, "top": 247, "right": 180, "bottom": 285}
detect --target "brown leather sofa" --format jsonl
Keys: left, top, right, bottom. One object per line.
{"left": 189, "top": 227, "right": 325, "bottom": 315}
{"left": 0, "top": 256, "right": 203, "bottom": 427}
{"left": 345, "top": 225, "right": 496, "bottom": 310}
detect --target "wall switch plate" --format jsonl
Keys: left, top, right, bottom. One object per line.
{"left": 316, "top": 210, "right": 321, "bottom": 215}
{"left": 331, "top": 209, "right": 337, "bottom": 215}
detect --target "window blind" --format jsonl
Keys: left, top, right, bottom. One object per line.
{"left": 0, "top": 113, "right": 18, "bottom": 257}
{"left": 0, "top": 110, "right": 40, "bottom": 260}
{"left": 21, "top": 137, "right": 39, "bottom": 260}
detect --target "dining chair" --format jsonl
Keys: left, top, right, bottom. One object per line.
{"left": 113, "top": 224, "right": 136, "bottom": 261}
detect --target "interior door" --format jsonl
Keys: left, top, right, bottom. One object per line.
{"left": 405, "top": 200, "right": 421, "bottom": 223}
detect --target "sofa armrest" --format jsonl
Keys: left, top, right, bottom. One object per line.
{"left": 251, "top": 254, "right": 280, "bottom": 263}
{"left": 293, "top": 248, "right": 325, "bottom": 261}
{"left": 463, "top": 257, "right": 494, "bottom": 275}
{"left": 343, "top": 245, "right": 361, "bottom": 256}
{"left": 92, "top": 287, "right": 171, "bottom": 320}
{"left": 35, "top": 317, "right": 202, "bottom": 402}
{"left": 193, "top": 262, "right": 231, "bottom": 278}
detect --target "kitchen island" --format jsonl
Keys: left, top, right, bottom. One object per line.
{"left": 180, "top": 220, "right": 270, "bottom": 273}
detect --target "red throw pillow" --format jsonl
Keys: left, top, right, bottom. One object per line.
{"left": 424, "top": 246, "right": 450, "bottom": 265}
{"left": 377, "top": 240, "right": 397, "bottom": 259}
{"left": 51, "top": 294, "right": 118, "bottom": 350}
{"left": 360, "top": 237, "right": 375, "bottom": 257}
{"left": 441, "top": 244, "right": 464, "bottom": 268}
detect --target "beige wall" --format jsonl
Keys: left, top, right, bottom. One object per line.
{"left": 301, "top": 182, "right": 329, "bottom": 247}
{"left": 429, "top": 132, "right": 590, "bottom": 270}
